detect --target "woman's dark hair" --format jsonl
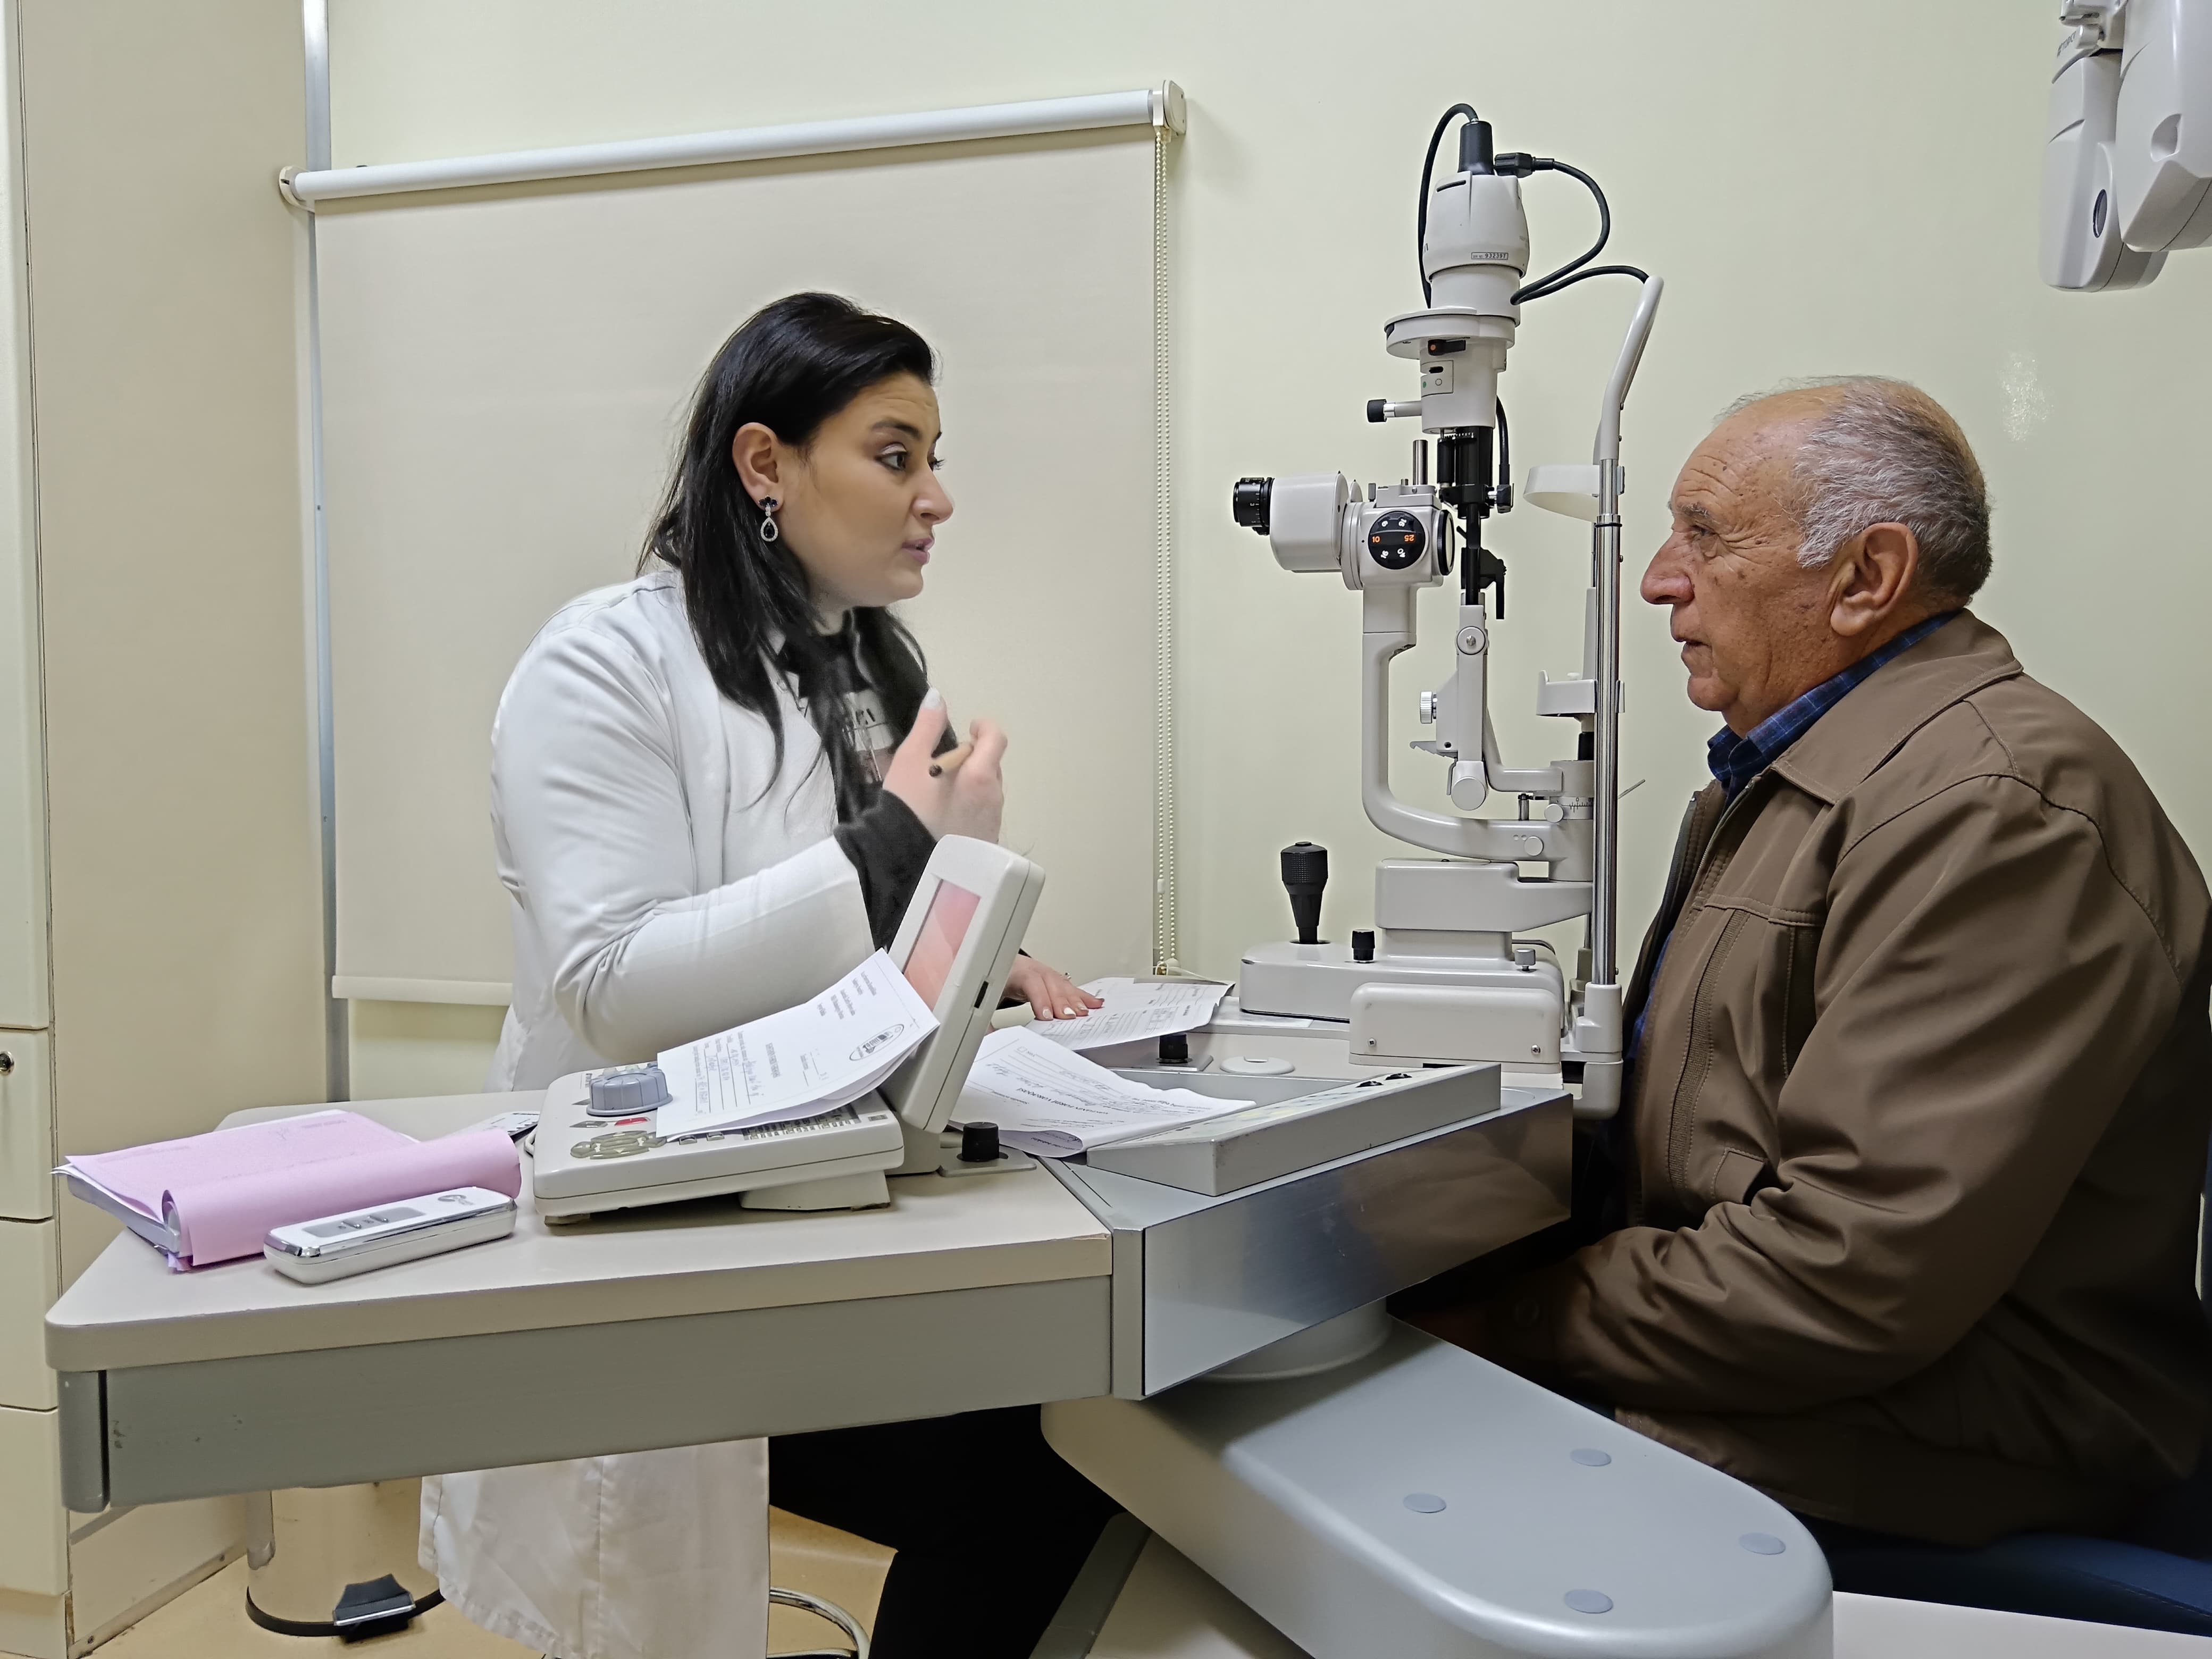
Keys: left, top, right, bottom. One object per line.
{"left": 644, "top": 291, "right": 935, "bottom": 815}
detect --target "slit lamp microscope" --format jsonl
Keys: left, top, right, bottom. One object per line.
{"left": 1227, "top": 107, "right": 1661, "bottom": 1118}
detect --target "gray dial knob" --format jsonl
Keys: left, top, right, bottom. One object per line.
{"left": 587, "top": 1062, "right": 672, "bottom": 1118}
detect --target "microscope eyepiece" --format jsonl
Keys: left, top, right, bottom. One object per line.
{"left": 1231, "top": 476, "right": 1273, "bottom": 535}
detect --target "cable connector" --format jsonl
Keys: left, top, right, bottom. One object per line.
{"left": 1492, "top": 152, "right": 1552, "bottom": 179}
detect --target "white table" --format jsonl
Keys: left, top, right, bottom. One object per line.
{"left": 46, "top": 1093, "right": 1113, "bottom": 1510}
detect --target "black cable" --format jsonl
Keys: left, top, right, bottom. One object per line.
{"left": 1417, "top": 104, "right": 1480, "bottom": 305}
{"left": 1523, "top": 263, "right": 1649, "bottom": 297}
{"left": 1494, "top": 397, "right": 1512, "bottom": 513}
{"left": 1505, "top": 158, "right": 1614, "bottom": 302}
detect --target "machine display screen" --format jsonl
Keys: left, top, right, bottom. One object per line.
{"left": 901, "top": 879, "right": 979, "bottom": 1009}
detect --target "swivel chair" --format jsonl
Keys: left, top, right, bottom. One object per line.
{"left": 1818, "top": 1145, "right": 2212, "bottom": 1637}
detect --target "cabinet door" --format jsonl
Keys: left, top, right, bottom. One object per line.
{"left": 0, "top": 1027, "right": 51, "bottom": 1220}
{"left": 0, "top": 1214, "right": 55, "bottom": 1408}
{"left": 0, "top": 1404, "right": 64, "bottom": 1597}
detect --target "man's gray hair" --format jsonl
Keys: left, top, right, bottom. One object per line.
{"left": 1720, "top": 376, "right": 1992, "bottom": 601}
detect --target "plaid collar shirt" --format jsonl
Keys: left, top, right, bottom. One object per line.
{"left": 1704, "top": 612, "right": 1958, "bottom": 801}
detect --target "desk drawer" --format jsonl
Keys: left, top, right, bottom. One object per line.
{"left": 0, "top": 1404, "right": 64, "bottom": 1596}
{"left": 0, "top": 1217, "right": 57, "bottom": 1408}
{"left": 0, "top": 1030, "right": 51, "bottom": 1220}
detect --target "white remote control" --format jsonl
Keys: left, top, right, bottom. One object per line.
{"left": 264, "top": 1186, "right": 516, "bottom": 1283}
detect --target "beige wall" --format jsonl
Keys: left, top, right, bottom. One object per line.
{"left": 22, "top": 0, "right": 326, "bottom": 1251}
{"left": 330, "top": 0, "right": 2212, "bottom": 1084}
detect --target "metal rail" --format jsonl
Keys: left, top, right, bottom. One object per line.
{"left": 279, "top": 87, "right": 1186, "bottom": 207}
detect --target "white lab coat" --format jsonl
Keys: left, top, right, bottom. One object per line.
{"left": 421, "top": 570, "right": 879, "bottom": 1659}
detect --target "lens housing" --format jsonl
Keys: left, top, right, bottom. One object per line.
{"left": 1231, "top": 476, "right": 1273, "bottom": 534}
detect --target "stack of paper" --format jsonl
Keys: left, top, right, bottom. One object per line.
{"left": 955, "top": 1028, "right": 1247, "bottom": 1157}
{"left": 1032, "top": 978, "right": 1229, "bottom": 1052}
{"left": 61, "top": 1111, "right": 522, "bottom": 1270}
{"left": 652, "top": 950, "right": 939, "bottom": 1141}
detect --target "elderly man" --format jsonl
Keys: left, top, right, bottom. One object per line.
{"left": 1421, "top": 378, "right": 2212, "bottom": 1550}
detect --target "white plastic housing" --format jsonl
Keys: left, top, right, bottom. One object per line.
{"left": 1267, "top": 473, "right": 1353, "bottom": 575}
{"left": 1351, "top": 981, "right": 1561, "bottom": 1067}
{"left": 2116, "top": 0, "right": 2212, "bottom": 250}
{"left": 2046, "top": 38, "right": 2169, "bottom": 287}
{"left": 881, "top": 835, "right": 1045, "bottom": 1134}
{"left": 1422, "top": 172, "right": 1528, "bottom": 308}
{"left": 1379, "top": 171, "right": 1528, "bottom": 431}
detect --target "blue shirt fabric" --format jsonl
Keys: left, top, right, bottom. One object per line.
{"left": 1627, "top": 612, "right": 1958, "bottom": 1066}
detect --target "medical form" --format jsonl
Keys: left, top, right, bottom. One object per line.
{"left": 654, "top": 952, "right": 939, "bottom": 1139}
{"left": 1034, "top": 978, "right": 1230, "bottom": 1051}
{"left": 957, "top": 1028, "right": 1242, "bottom": 1156}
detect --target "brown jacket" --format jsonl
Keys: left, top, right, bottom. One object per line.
{"left": 1487, "top": 613, "right": 2212, "bottom": 1545}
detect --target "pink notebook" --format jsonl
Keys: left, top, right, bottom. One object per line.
{"left": 63, "top": 1110, "right": 521, "bottom": 1268}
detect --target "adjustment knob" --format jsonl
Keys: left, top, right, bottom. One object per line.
{"left": 1281, "top": 842, "right": 1329, "bottom": 947}
{"left": 959, "top": 1121, "right": 1002, "bottom": 1164}
{"left": 1367, "top": 509, "right": 1427, "bottom": 571}
{"left": 1351, "top": 929, "right": 1376, "bottom": 963}
{"left": 587, "top": 1062, "right": 671, "bottom": 1118}
{"left": 1419, "top": 691, "right": 1439, "bottom": 724}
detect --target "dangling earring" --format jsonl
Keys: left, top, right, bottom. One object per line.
{"left": 759, "top": 496, "right": 781, "bottom": 543}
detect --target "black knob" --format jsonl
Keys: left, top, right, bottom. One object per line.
{"left": 958, "top": 1121, "right": 1001, "bottom": 1164}
{"left": 1159, "top": 1032, "right": 1189, "bottom": 1066}
{"left": 1281, "top": 842, "right": 1328, "bottom": 946}
{"left": 1351, "top": 929, "right": 1375, "bottom": 963}
{"left": 1231, "top": 476, "right": 1273, "bottom": 535}
{"left": 1366, "top": 398, "right": 1389, "bottom": 424}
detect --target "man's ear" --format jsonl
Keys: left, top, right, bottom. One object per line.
{"left": 1828, "top": 522, "right": 1921, "bottom": 639}
{"left": 730, "top": 422, "right": 782, "bottom": 503}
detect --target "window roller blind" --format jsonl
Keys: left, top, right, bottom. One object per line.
{"left": 315, "top": 129, "right": 1163, "bottom": 1004}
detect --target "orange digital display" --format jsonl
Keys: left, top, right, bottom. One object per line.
{"left": 902, "top": 879, "right": 981, "bottom": 1009}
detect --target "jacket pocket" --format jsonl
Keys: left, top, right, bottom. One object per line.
{"left": 1777, "top": 911, "right": 1820, "bottom": 1079}
{"left": 1706, "top": 1147, "right": 1777, "bottom": 1207}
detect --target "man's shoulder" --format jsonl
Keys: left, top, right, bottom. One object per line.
{"left": 1872, "top": 660, "right": 2161, "bottom": 838}
{"left": 1862, "top": 660, "right": 2208, "bottom": 960}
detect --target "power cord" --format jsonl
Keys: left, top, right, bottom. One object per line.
{"left": 1416, "top": 102, "right": 1481, "bottom": 305}
{"left": 1493, "top": 154, "right": 1648, "bottom": 301}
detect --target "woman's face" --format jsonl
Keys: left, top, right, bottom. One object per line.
{"left": 733, "top": 373, "right": 953, "bottom": 618}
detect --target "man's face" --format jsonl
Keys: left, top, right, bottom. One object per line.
{"left": 1641, "top": 399, "right": 1851, "bottom": 735}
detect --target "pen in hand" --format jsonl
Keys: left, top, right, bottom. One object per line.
{"left": 928, "top": 741, "right": 975, "bottom": 780}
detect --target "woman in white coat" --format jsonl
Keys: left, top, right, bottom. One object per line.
{"left": 422, "top": 294, "right": 1112, "bottom": 1659}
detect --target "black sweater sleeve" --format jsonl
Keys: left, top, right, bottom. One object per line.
{"left": 834, "top": 791, "right": 937, "bottom": 948}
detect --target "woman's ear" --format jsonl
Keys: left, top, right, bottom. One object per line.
{"left": 730, "top": 422, "right": 782, "bottom": 504}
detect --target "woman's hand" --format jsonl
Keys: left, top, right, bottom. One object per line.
{"left": 884, "top": 689, "right": 1005, "bottom": 844}
{"left": 1003, "top": 957, "right": 1105, "bottom": 1022}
